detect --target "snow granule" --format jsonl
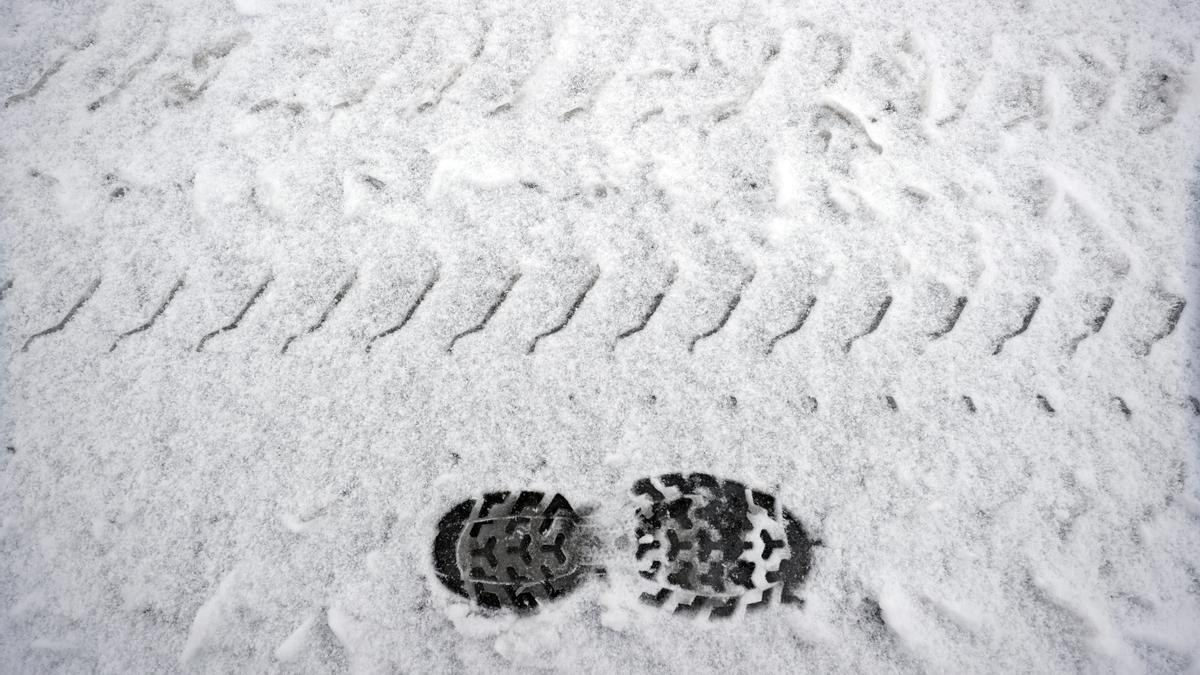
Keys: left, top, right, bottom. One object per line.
{"left": 1, "top": 0, "right": 1198, "bottom": 672}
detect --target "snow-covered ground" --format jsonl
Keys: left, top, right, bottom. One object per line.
{"left": 1, "top": 0, "right": 1199, "bottom": 672}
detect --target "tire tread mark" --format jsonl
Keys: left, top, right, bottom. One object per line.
{"left": 21, "top": 278, "right": 101, "bottom": 353}
{"left": 195, "top": 275, "right": 272, "bottom": 353}
{"left": 929, "top": 296, "right": 967, "bottom": 340}
{"left": 765, "top": 295, "right": 816, "bottom": 355}
{"left": 4, "top": 55, "right": 68, "bottom": 108}
{"left": 110, "top": 278, "right": 184, "bottom": 352}
{"left": 281, "top": 272, "right": 356, "bottom": 354}
{"left": 367, "top": 265, "right": 440, "bottom": 353}
{"left": 616, "top": 266, "right": 677, "bottom": 345}
{"left": 1136, "top": 295, "right": 1185, "bottom": 357}
{"left": 1113, "top": 396, "right": 1131, "bottom": 419}
{"left": 1037, "top": 394, "right": 1056, "bottom": 415}
{"left": 87, "top": 41, "right": 165, "bottom": 112}
{"left": 527, "top": 268, "right": 600, "bottom": 354}
{"left": 843, "top": 295, "right": 892, "bottom": 353}
{"left": 688, "top": 270, "right": 755, "bottom": 354}
{"left": 991, "top": 296, "right": 1041, "bottom": 355}
{"left": 1067, "top": 296, "right": 1113, "bottom": 355}
{"left": 446, "top": 271, "right": 521, "bottom": 353}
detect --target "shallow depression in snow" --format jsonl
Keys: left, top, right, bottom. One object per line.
{"left": 1, "top": 0, "right": 1199, "bottom": 672}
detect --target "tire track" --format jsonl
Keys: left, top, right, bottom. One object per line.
{"left": 1134, "top": 294, "right": 1185, "bottom": 357}
{"left": 110, "top": 278, "right": 184, "bottom": 352}
{"left": 843, "top": 295, "right": 892, "bottom": 354}
{"left": 446, "top": 270, "right": 520, "bottom": 354}
{"left": 1066, "top": 296, "right": 1113, "bottom": 355}
{"left": 1036, "top": 394, "right": 1056, "bottom": 415}
{"left": 615, "top": 265, "right": 677, "bottom": 346}
{"left": 929, "top": 296, "right": 967, "bottom": 340}
{"left": 526, "top": 267, "right": 600, "bottom": 355}
{"left": 687, "top": 269, "right": 755, "bottom": 354}
{"left": 764, "top": 295, "right": 817, "bottom": 355}
{"left": 195, "top": 275, "right": 272, "bottom": 353}
{"left": 4, "top": 54, "right": 68, "bottom": 108}
{"left": 1112, "top": 396, "right": 1131, "bottom": 419}
{"left": 366, "top": 265, "right": 440, "bottom": 353}
{"left": 991, "top": 296, "right": 1040, "bottom": 355}
{"left": 281, "top": 272, "right": 357, "bottom": 354}
{"left": 87, "top": 40, "right": 166, "bottom": 112}
{"left": 21, "top": 278, "right": 101, "bottom": 353}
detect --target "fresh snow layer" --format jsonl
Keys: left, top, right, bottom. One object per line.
{"left": 1, "top": 0, "right": 1199, "bottom": 672}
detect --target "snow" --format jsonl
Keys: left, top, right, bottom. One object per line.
{"left": 1, "top": 0, "right": 1199, "bottom": 672}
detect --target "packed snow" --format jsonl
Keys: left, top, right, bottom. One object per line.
{"left": 1, "top": 0, "right": 1199, "bottom": 672}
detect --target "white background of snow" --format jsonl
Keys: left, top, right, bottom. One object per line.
{"left": 1, "top": 0, "right": 1199, "bottom": 672}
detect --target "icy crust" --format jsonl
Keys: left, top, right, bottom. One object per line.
{"left": 2, "top": 0, "right": 1200, "bottom": 672}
